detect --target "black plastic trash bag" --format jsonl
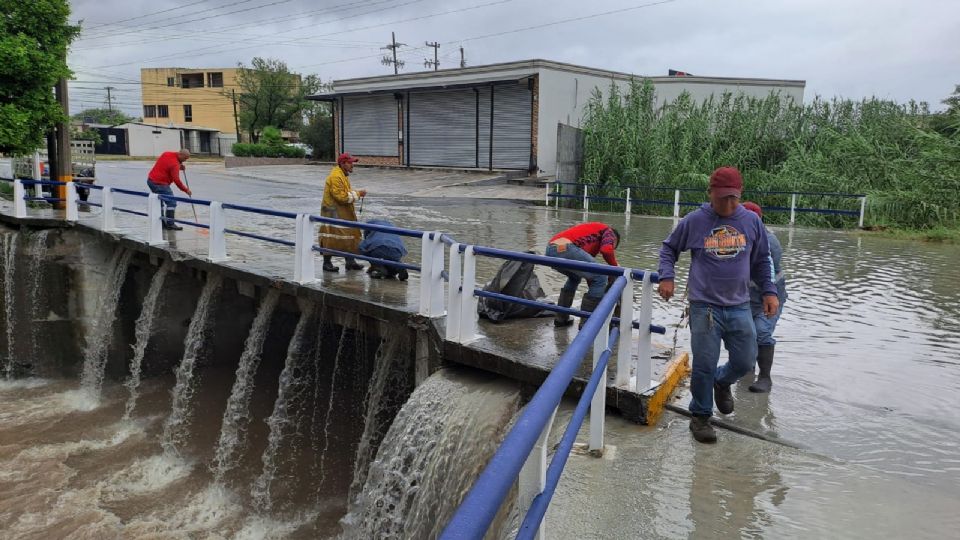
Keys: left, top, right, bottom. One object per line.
{"left": 477, "top": 256, "right": 553, "bottom": 322}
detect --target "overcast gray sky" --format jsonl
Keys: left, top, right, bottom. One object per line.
{"left": 67, "top": 0, "right": 960, "bottom": 117}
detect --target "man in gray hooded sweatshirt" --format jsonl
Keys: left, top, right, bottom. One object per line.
{"left": 658, "top": 167, "right": 779, "bottom": 443}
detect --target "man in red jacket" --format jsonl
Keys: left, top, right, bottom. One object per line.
{"left": 546, "top": 222, "right": 621, "bottom": 327}
{"left": 147, "top": 149, "right": 192, "bottom": 230}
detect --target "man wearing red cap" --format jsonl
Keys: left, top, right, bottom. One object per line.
{"left": 319, "top": 153, "right": 367, "bottom": 272}
{"left": 146, "top": 149, "right": 192, "bottom": 230}
{"left": 658, "top": 166, "right": 779, "bottom": 443}
{"left": 741, "top": 201, "right": 787, "bottom": 394}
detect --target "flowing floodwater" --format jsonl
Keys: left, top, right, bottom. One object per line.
{"left": 79, "top": 249, "right": 134, "bottom": 399}
{"left": 123, "top": 262, "right": 170, "bottom": 420}
{"left": 28, "top": 230, "right": 50, "bottom": 370}
{"left": 160, "top": 275, "right": 223, "bottom": 457}
{"left": 2, "top": 231, "right": 19, "bottom": 378}
{"left": 212, "top": 290, "right": 280, "bottom": 481}
{"left": 3, "top": 169, "right": 960, "bottom": 539}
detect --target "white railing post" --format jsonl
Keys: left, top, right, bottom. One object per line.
{"left": 583, "top": 185, "right": 589, "bottom": 212}
{"left": 429, "top": 233, "right": 445, "bottom": 316}
{"left": 31, "top": 151, "right": 42, "bottom": 198}
{"left": 554, "top": 183, "right": 560, "bottom": 209}
{"left": 616, "top": 269, "right": 634, "bottom": 387}
{"left": 518, "top": 406, "right": 557, "bottom": 540}
{"left": 102, "top": 187, "right": 116, "bottom": 231}
{"left": 589, "top": 308, "right": 613, "bottom": 453}
{"left": 146, "top": 193, "right": 166, "bottom": 245}
{"left": 858, "top": 196, "right": 867, "bottom": 228}
{"left": 625, "top": 187, "right": 631, "bottom": 215}
{"left": 13, "top": 180, "right": 27, "bottom": 218}
{"left": 457, "top": 245, "right": 478, "bottom": 342}
{"left": 446, "top": 243, "right": 463, "bottom": 341}
{"left": 635, "top": 272, "right": 654, "bottom": 392}
{"left": 544, "top": 182, "right": 550, "bottom": 206}
{"left": 673, "top": 189, "right": 680, "bottom": 218}
{"left": 293, "top": 213, "right": 315, "bottom": 284}
{"left": 208, "top": 201, "right": 228, "bottom": 262}
{"left": 65, "top": 182, "right": 79, "bottom": 222}
{"left": 418, "top": 232, "right": 434, "bottom": 316}
{"left": 790, "top": 193, "right": 797, "bottom": 225}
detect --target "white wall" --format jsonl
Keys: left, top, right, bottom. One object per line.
{"left": 122, "top": 124, "right": 181, "bottom": 157}
{"left": 534, "top": 68, "right": 804, "bottom": 177}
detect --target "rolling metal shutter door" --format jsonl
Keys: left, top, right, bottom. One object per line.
{"left": 491, "top": 84, "right": 532, "bottom": 169}
{"left": 343, "top": 95, "right": 397, "bottom": 156}
{"left": 409, "top": 89, "right": 478, "bottom": 167}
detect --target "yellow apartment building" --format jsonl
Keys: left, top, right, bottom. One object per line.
{"left": 140, "top": 67, "right": 239, "bottom": 135}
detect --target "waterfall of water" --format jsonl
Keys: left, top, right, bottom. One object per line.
{"left": 159, "top": 275, "right": 223, "bottom": 457}
{"left": 79, "top": 249, "right": 134, "bottom": 397}
{"left": 122, "top": 262, "right": 171, "bottom": 421}
{"left": 210, "top": 290, "right": 280, "bottom": 482}
{"left": 250, "top": 305, "right": 312, "bottom": 512}
{"left": 347, "top": 332, "right": 413, "bottom": 506}
{"left": 2, "top": 232, "right": 19, "bottom": 378}
{"left": 316, "top": 324, "right": 351, "bottom": 488}
{"left": 28, "top": 230, "right": 50, "bottom": 372}
{"left": 341, "top": 369, "right": 521, "bottom": 540}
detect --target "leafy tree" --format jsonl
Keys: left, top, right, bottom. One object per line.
{"left": 0, "top": 0, "right": 79, "bottom": 155}
{"left": 71, "top": 108, "right": 134, "bottom": 126}
{"left": 71, "top": 126, "right": 101, "bottom": 145}
{"left": 300, "top": 101, "right": 335, "bottom": 161}
{"left": 233, "top": 58, "right": 321, "bottom": 143}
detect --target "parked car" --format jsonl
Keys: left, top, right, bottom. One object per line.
{"left": 287, "top": 143, "right": 313, "bottom": 159}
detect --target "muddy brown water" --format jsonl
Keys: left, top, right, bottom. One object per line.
{"left": 2, "top": 162, "right": 956, "bottom": 538}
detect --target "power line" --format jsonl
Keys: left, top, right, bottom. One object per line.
{"left": 77, "top": 0, "right": 267, "bottom": 40}
{"left": 80, "top": 0, "right": 220, "bottom": 31}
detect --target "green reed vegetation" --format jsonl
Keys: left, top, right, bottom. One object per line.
{"left": 578, "top": 79, "right": 960, "bottom": 230}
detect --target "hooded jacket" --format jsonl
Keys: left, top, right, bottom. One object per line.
{"left": 358, "top": 219, "right": 408, "bottom": 262}
{"left": 659, "top": 203, "right": 776, "bottom": 306}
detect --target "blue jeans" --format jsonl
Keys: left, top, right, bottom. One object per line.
{"left": 751, "top": 299, "right": 784, "bottom": 346}
{"left": 689, "top": 302, "right": 757, "bottom": 416}
{"left": 146, "top": 180, "right": 177, "bottom": 210}
{"left": 545, "top": 243, "right": 606, "bottom": 298}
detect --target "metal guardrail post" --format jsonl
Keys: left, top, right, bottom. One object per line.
{"left": 554, "top": 183, "right": 560, "bottom": 209}
{"left": 673, "top": 189, "right": 680, "bottom": 218}
{"left": 146, "top": 193, "right": 165, "bottom": 245}
{"left": 544, "top": 182, "right": 550, "bottom": 206}
{"left": 636, "top": 272, "right": 654, "bottom": 391}
{"left": 102, "top": 187, "right": 116, "bottom": 231}
{"left": 583, "top": 185, "right": 589, "bottom": 212}
{"left": 446, "top": 243, "right": 463, "bottom": 340}
{"left": 589, "top": 310, "right": 613, "bottom": 452}
{"left": 429, "top": 232, "right": 445, "bottom": 316}
{"left": 518, "top": 406, "right": 557, "bottom": 540}
{"left": 859, "top": 196, "right": 867, "bottom": 228}
{"left": 616, "top": 269, "right": 634, "bottom": 387}
{"left": 790, "top": 193, "right": 797, "bottom": 225}
{"left": 31, "top": 152, "right": 43, "bottom": 198}
{"left": 65, "top": 182, "right": 79, "bottom": 222}
{"left": 458, "top": 245, "right": 478, "bottom": 342}
{"left": 208, "top": 201, "right": 228, "bottom": 262}
{"left": 419, "top": 232, "right": 434, "bottom": 316}
{"left": 625, "top": 187, "right": 631, "bottom": 215}
{"left": 293, "top": 213, "right": 315, "bottom": 284}
{"left": 13, "top": 180, "right": 27, "bottom": 218}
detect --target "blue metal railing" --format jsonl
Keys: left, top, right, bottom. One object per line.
{"left": 442, "top": 277, "right": 627, "bottom": 539}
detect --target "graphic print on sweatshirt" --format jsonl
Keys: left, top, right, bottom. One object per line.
{"left": 703, "top": 225, "right": 746, "bottom": 259}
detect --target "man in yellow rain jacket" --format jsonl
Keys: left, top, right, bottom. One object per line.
{"left": 320, "top": 153, "right": 367, "bottom": 272}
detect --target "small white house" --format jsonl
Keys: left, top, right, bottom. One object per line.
{"left": 118, "top": 122, "right": 182, "bottom": 157}
{"left": 309, "top": 59, "right": 805, "bottom": 176}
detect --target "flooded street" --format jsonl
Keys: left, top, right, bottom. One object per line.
{"left": 2, "top": 161, "right": 959, "bottom": 538}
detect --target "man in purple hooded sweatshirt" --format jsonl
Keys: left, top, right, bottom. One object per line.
{"left": 658, "top": 167, "right": 779, "bottom": 443}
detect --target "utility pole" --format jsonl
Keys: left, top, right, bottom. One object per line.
{"left": 380, "top": 32, "right": 406, "bottom": 75}
{"left": 232, "top": 89, "right": 241, "bottom": 142}
{"left": 460, "top": 46, "right": 466, "bottom": 68}
{"left": 104, "top": 86, "right": 116, "bottom": 112}
{"left": 424, "top": 41, "right": 440, "bottom": 71}
{"left": 55, "top": 76, "right": 71, "bottom": 208}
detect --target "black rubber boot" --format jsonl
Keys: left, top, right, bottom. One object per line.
{"left": 164, "top": 209, "right": 182, "bottom": 230}
{"left": 554, "top": 289, "right": 576, "bottom": 327}
{"left": 689, "top": 415, "right": 717, "bottom": 444}
{"left": 749, "top": 344, "right": 775, "bottom": 393}
{"left": 344, "top": 258, "right": 364, "bottom": 271}
{"left": 714, "top": 382, "right": 734, "bottom": 414}
{"left": 322, "top": 256, "right": 338, "bottom": 272}
{"left": 397, "top": 268, "right": 409, "bottom": 281}
{"left": 577, "top": 295, "right": 602, "bottom": 329}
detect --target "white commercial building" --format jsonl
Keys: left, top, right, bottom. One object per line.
{"left": 309, "top": 59, "right": 805, "bottom": 176}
